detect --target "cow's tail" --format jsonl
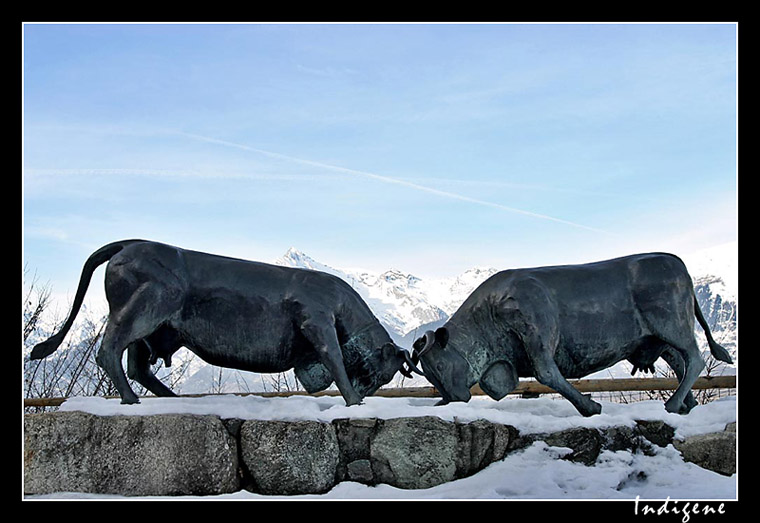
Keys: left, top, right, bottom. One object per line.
{"left": 29, "top": 240, "right": 142, "bottom": 360}
{"left": 694, "top": 294, "right": 733, "bottom": 364}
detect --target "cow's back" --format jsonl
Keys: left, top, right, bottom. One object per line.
{"left": 469, "top": 252, "right": 690, "bottom": 307}
{"left": 105, "top": 241, "right": 357, "bottom": 370}
{"left": 104, "top": 241, "right": 190, "bottom": 310}
{"left": 450, "top": 253, "right": 694, "bottom": 376}
{"left": 626, "top": 253, "right": 697, "bottom": 340}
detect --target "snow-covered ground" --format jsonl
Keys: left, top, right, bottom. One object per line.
{"left": 28, "top": 393, "right": 738, "bottom": 501}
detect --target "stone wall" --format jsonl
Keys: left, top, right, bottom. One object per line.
{"left": 23, "top": 412, "right": 736, "bottom": 497}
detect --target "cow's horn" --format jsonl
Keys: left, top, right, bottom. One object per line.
{"left": 404, "top": 351, "right": 425, "bottom": 378}
{"left": 416, "top": 330, "right": 436, "bottom": 358}
{"left": 401, "top": 350, "right": 425, "bottom": 378}
{"left": 407, "top": 330, "right": 437, "bottom": 378}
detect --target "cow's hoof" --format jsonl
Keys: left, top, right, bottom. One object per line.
{"left": 120, "top": 395, "right": 140, "bottom": 405}
{"left": 579, "top": 399, "right": 602, "bottom": 417}
{"left": 664, "top": 398, "right": 690, "bottom": 415}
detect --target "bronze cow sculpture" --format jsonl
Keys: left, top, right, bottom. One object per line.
{"left": 31, "top": 240, "right": 420, "bottom": 405}
{"left": 408, "top": 253, "right": 733, "bottom": 416}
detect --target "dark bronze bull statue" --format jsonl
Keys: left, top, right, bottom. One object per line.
{"left": 408, "top": 253, "right": 733, "bottom": 416}
{"left": 30, "top": 240, "right": 421, "bottom": 405}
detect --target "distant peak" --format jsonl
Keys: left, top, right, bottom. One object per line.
{"left": 464, "top": 266, "right": 496, "bottom": 274}
{"left": 281, "top": 247, "right": 313, "bottom": 261}
{"left": 381, "top": 268, "right": 420, "bottom": 284}
{"left": 275, "top": 247, "right": 317, "bottom": 268}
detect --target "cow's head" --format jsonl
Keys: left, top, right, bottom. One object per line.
{"left": 348, "top": 341, "right": 422, "bottom": 398}
{"left": 411, "top": 328, "right": 473, "bottom": 404}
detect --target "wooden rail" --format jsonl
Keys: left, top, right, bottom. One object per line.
{"left": 23, "top": 375, "right": 736, "bottom": 409}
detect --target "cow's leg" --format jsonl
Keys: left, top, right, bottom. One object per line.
{"left": 520, "top": 319, "right": 602, "bottom": 416}
{"left": 126, "top": 340, "right": 178, "bottom": 398}
{"left": 633, "top": 271, "right": 705, "bottom": 414}
{"left": 300, "top": 316, "right": 363, "bottom": 406}
{"left": 510, "top": 281, "right": 602, "bottom": 417}
{"left": 660, "top": 347, "right": 698, "bottom": 412}
{"left": 96, "top": 283, "right": 178, "bottom": 404}
{"left": 526, "top": 340, "right": 603, "bottom": 417}
{"left": 658, "top": 337, "right": 704, "bottom": 414}
{"left": 97, "top": 320, "right": 142, "bottom": 404}
{"left": 638, "top": 296, "right": 704, "bottom": 414}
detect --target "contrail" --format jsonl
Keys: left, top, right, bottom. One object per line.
{"left": 178, "top": 132, "right": 612, "bottom": 235}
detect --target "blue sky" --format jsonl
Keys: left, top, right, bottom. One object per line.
{"left": 23, "top": 23, "right": 737, "bottom": 305}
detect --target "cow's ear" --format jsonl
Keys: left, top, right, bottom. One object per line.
{"left": 381, "top": 342, "right": 397, "bottom": 357}
{"left": 435, "top": 327, "right": 449, "bottom": 348}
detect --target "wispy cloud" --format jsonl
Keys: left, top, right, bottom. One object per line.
{"left": 23, "top": 167, "right": 342, "bottom": 183}
{"left": 178, "top": 131, "right": 613, "bottom": 235}
{"left": 407, "top": 176, "right": 659, "bottom": 204}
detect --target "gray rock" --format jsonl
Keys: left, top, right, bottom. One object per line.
{"left": 493, "top": 423, "right": 518, "bottom": 461}
{"left": 370, "top": 416, "right": 458, "bottom": 489}
{"left": 508, "top": 432, "right": 537, "bottom": 453}
{"left": 346, "top": 459, "right": 374, "bottom": 483}
{"left": 542, "top": 427, "right": 603, "bottom": 466}
{"left": 510, "top": 424, "right": 654, "bottom": 462}
{"left": 24, "top": 411, "right": 239, "bottom": 496}
{"left": 456, "top": 419, "right": 501, "bottom": 477}
{"left": 635, "top": 420, "right": 676, "bottom": 448}
{"left": 240, "top": 419, "right": 339, "bottom": 495}
{"left": 601, "top": 425, "right": 643, "bottom": 453}
{"left": 674, "top": 431, "right": 736, "bottom": 476}
{"left": 333, "top": 417, "right": 517, "bottom": 486}
{"left": 333, "top": 417, "right": 378, "bottom": 482}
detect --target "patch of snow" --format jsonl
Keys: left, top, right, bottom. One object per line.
{"left": 57, "top": 394, "right": 736, "bottom": 440}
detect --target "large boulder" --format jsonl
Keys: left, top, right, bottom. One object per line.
{"left": 456, "top": 418, "right": 516, "bottom": 476}
{"left": 24, "top": 411, "right": 239, "bottom": 496}
{"left": 333, "top": 416, "right": 518, "bottom": 489}
{"left": 240, "top": 419, "right": 339, "bottom": 495}
{"left": 674, "top": 423, "right": 736, "bottom": 476}
{"left": 370, "top": 416, "right": 459, "bottom": 489}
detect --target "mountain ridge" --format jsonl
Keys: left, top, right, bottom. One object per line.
{"left": 274, "top": 247, "right": 496, "bottom": 340}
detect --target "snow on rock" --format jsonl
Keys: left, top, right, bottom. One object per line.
{"left": 59, "top": 394, "right": 736, "bottom": 440}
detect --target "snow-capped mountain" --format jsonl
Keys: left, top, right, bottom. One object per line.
{"left": 681, "top": 242, "right": 738, "bottom": 300}
{"left": 682, "top": 242, "right": 738, "bottom": 364}
{"left": 693, "top": 273, "right": 737, "bottom": 359}
{"left": 274, "top": 248, "right": 496, "bottom": 343}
